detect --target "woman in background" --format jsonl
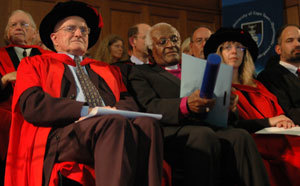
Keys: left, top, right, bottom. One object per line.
{"left": 94, "top": 34, "right": 128, "bottom": 64}
{"left": 181, "top": 37, "right": 192, "bottom": 55}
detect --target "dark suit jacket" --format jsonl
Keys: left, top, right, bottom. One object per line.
{"left": 113, "top": 59, "right": 134, "bottom": 88}
{"left": 257, "top": 63, "right": 300, "bottom": 124}
{"left": 128, "top": 63, "right": 182, "bottom": 125}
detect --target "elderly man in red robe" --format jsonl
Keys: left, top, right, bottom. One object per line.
{"left": 0, "top": 9, "right": 50, "bottom": 178}
{"left": 4, "top": 1, "right": 163, "bottom": 186}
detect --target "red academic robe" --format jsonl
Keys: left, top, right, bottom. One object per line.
{"left": 0, "top": 45, "right": 50, "bottom": 160}
{"left": 233, "top": 80, "right": 300, "bottom": 186}
{"left": 4, "top": 53, "right": 124, "bottom": 186}
{"left": 232, "top": 80, "right": 284, "bottom": 120}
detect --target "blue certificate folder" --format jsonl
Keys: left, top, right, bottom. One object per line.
{"left": 180, "top": 53, "right": 233, "bottom": 127}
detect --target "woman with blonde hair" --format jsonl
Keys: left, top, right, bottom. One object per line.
{"left": 204, "top": 27, "right": 296, "bottom": 132}
{"left": 94, "top": 34, "right": 128, "bottom": 64}
{"left": 181, "top": 37, "right": 192, "bottom": 55}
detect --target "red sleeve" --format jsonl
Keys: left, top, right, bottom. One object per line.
{"left": 0, "top": 47, "right": 16, "bottom": 76}
{"left": 109, "top": 65, "right": 128, "bottom": 93}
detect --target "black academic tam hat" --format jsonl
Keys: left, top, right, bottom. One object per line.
{"left": 204, "top": 27, "right": 258, "bottom": 61}
{"left": 39, "top": 1, "right": 103, "bottom": 51}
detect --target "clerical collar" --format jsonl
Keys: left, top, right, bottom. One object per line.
{"left": 164, "top": 64, "right": 179, "bottom": 70}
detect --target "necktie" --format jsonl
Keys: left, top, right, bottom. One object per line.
{"left": 74, "top": 56, "right": 105, "bottom": 107}
{"left": 23, "top": 49, "right": 27, "bottom": 57}
{"left": 297, "top": 68, "right": 300, "bottom": 78}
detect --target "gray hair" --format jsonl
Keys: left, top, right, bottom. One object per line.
{"left": 4, "top": 10, "right": 37, "bottom": 45}
{"left": 145, "top": 22, "right": 180, "bottom": 51}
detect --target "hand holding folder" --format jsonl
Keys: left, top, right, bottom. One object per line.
{"left": 180, "top": 53, "right": 233, "bottom": 127}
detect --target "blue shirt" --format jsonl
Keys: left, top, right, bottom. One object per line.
{"left": 64, "top": 54, "right": 89, "bottom": 116}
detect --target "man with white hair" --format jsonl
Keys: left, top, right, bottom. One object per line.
{"left": 3, "top": 10, "right": 38, "bottom": 46}
{"left": 0, "top": 9, "right": 49, "bottom": 171}
{"left": 128, "top": 22, "right": 270, "bottom": 186}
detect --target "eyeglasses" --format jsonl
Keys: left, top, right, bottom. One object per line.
{"left": 192, "top": 38, "right": 209, "bottom": 45}
{"left": 9, "top": 22, "right": 30, "bottom": 29}
{"left": 156, "top": 35, "right": 179, "bottom": 46}
{"left": 55, "top": 25, "right": 90, "bottom": 36}
{"left": 222, "top": 44, "right": 246, "bottom": 53}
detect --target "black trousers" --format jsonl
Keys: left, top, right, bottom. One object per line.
{"left": 43, "top": 115, "right": 163, "bottom": 186}
{"left": 163, "top": 125, "right": 270, "bottom": 186}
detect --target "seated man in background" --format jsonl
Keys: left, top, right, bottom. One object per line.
{"left": 127, "top": 23, "right": 151, "bottom": 65}
{"left": 113, "top": 23, "right": 151, "bottom": 87}
{"left": 258, "top": 24, "right": 300, "bottom": 125}
{"left": 0, "top": 9, "right": 49, "bottom": 180}
{"left": 128, "top": 22, "right": 269, "bottom": 186}
{"left": 190, "top": 25, "right": 212, "bottom": 59}
{"left": 5, "top": 1, "right": 163, "bottom": 186}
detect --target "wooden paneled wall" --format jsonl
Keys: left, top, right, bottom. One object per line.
{"left": 0, "top": 0, "right": 298, "bottom": 56}
{"left": 0, "top": 0, "right": 222, "bottom": 55}
{"left": 285, "top": 0, "right": 300, "bottom": 24}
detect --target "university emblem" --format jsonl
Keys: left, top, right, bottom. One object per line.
{"left": 233, "top": 11, "right": 275, "bottom": 60}
{"left": 242, "top": 20, "right": 263, "bottom": 47}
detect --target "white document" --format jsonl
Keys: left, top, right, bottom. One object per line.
{"left": 255, "top": 127, "right": 300, "bottom": 136}
{"left": 79, "top": 107, "right": 162, "bottom": 122}
{"left": 180, "top": 53, "right": 233, "bottom": 127}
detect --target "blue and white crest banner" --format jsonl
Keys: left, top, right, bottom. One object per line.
{"left": 222, "top": 0, "right": 283, "bottom": 72}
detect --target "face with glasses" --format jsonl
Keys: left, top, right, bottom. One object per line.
{"left": 220, "top": 41, "right": 246, "bottom": 68}
{"left": 7, "top": 11, "right": 36, "bottom": 45}
{"left": 151, "top": 25, "right": 181, "bottom": 66}
{"left": 190, "top": 27, "right": 212, "bottom": 59}
{"left": 51, "top": 16, "right": 89, "bottom": 56}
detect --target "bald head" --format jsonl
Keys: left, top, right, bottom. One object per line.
{"left": 275, "top": 25, "right": 300, "bottom": 65}
{"left": 190, "top": 26, "right": 212, "bottom": 59}
{"left": 128, "top": 23, "right": 151, "bottom": 62}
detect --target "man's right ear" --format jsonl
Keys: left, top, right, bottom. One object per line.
{"left": 50, "top": 33, "right": 58, "bottom": 47}
{"left": 129, "top": 36, "right": 135, "bottom": 47}
{"left": 275, "top": 44, "right": 281, "bottom": 55}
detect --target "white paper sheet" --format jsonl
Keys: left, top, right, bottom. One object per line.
{"left": 78, "top": 107, "right": 162, "bottom": 122}
{"left": 255, "top": 127, "right": 300, "bottom": 136}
